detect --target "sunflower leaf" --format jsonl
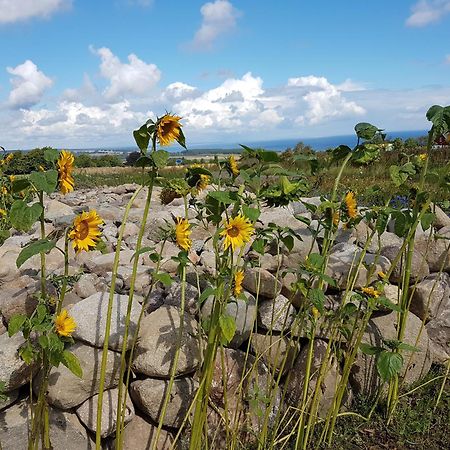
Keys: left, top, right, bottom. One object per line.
{"left": 9, "top": 200, "right": 43, "bottom": 232}
{"left": 16, "top": 238, "right": 56, "bottom": 268}
{"left": 61, "top": 350, "right": 83, "bottom": 378}
{"left": 29, "top": 170, "right": 58, "bottom": 194}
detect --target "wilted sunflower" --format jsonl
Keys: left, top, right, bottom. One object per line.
{"left": 220, "top": 214, "right": 254, "bottom": 251}
{"left": 55, "top": 309, "right": 76, "bottom": 337}
{"left": 228, "top": 155, "right": 239, "bottom": 177}
{"left": 344, "top": 191, "right": 358, "bottom": 219}
{"left": 175, "top": 217, "right": 192, "bottom": 251}
{"left": 157, "top": 114, "right": 183, "bottom": 146}
{"left": 234, "top": 270, "right": 244, "bottom": 296}
{"left": 57, "top": 150, "right": 75, "bottom": 194}
{"left": 68, "top": 210, "right": 103, "bottom": 253}
{"left": 361, "top": 286, "right": 380, "bottom": 298}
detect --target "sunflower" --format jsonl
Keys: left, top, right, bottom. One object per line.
{"left": 332, "top": 211, "right": 340, "bottom": 227}
{"left": 55, "top": 309, "right": 76, "bottom": 337}
{"left": 9, "top": 175, "right": 15, "bottom": 182}
{"left": 0, "top": 208, "right": 6, "bottom": 217}
{"left": 220, "top": 214, "right": 254, "bottom": 251}
{"left": 196, "top": 174, "right": 210, "bottom": 192}
{"left": 175, "top": 217, "right": 192, "bottom": 251}
{"left": 361, "top": 286, "right": 380, "bottom": 298}
{"left": 68, "top": 210, "right": 103, "bottom": 253}
{"left": 234, "top": 270, "right": 244, "bottom": 296}
{"left": 156, "top": 114, "right": 183, "bottom": 146}
{"left": 57, "top": 150, "right": 75, "bottom": 194}
{"left": 344, "top": 191, "right": 358, "bottom": 219}
{"left": 229, "top": 155, "right": 239, "bottom": 177}
{"left": 418, "top": 153, "right": 427, "bottom": 162}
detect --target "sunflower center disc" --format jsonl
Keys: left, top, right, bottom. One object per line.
{"left": 78, "top": 220, "right": 89, "bottom": 240}
{"left": 228, "top": 226, "right": 240, "bottom": 237}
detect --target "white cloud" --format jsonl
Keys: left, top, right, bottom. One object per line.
{"left": 7, "top": 60, "right": 53, "bottom": 109}
{"left": 0, "top": 0, "right": 71, "bottom": 24}
{"left": 92, "top": 47, "right": 161, "bottom": 100}
{"left": 287, "top": 76, "right": 365, "bottom": 124}
{"left": 406, "top": 0, "right": 450, "bottom": 27}
{"left": 189, "top": 0, "right": 240, "bottom": 50}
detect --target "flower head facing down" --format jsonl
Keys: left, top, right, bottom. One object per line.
{"left": 175, "top": 217, "right": 192, "bottom": 251}
{"left": 362, "top": 286, "right": 380, "bottom": 298}
{"left": 68, "top": 210, "right": 103, "bottom": 253}
{"left": 55, "top": 309, "right": 76, "bottom": 337}
{"left": 156, "top": 114, "right": 183, "bottom": 147}
{"left": 234, "top": 270, "right": 244, "bottom": 296}
{"left": 220, "top": 214, "right": 254, "bottom": 252}
{"left": 344, "top": 191, "right": 358, "bottom": 219}
{"left": 228, "top": 155, "right": 239, "bottom": 177}
{"left": 57, "top": 150, "right": 75, "bottom": 195}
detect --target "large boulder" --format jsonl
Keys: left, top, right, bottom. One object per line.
{"left": 40, "top": 341, "right": 122, "bottom": 409}
{"left": 69, "top": 291, "right": 143, "bottom": 351}
{"left": 426, "top": 308, "right": 450, "bottom": 363}
{"left": 243, "top": 268, "right": 282, "bottom": 299}
{"left": 132, "top": 306, "right": 201, "bottom": 377}
{"left": 164, "top": 281, "right": 199, "bottom": 316}
{"left": 257, "top": 294, "right": 296, "bottom": 332}
{"left": 0, "top": 276, "right": 39, "bottom": 322}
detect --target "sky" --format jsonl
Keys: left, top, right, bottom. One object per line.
{"left": 0, "top": 0, "right": 450, "bottom": 149}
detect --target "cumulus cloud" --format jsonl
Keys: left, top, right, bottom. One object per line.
{"left": 7, "top": 60, "right": 53, "bottom": 109}
{"left": 0, "top": 0, "right": 71, "bottom": 24}
{"left": 92, "top": 47, "right": 161, "bottom": 100}
{"left": 287, "top": 76, "right": 365, "bottom": 124}
{"left": 189, "top": 0, "right": 241, "bottom": 50}
{"left": 406, "top": 0, "right": 450, "bottom": 27}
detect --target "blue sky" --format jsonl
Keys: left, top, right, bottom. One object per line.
{"left": 0, "top": 0, "right": 449, "bottom": 149}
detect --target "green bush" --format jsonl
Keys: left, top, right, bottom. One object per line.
{"left": 4, "top": 147, "right": 54, "bottom": 175}
{"left": 75, "top": 153, "right": 123, "bottom": 168}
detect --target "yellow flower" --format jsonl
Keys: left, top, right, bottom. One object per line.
{"left": 57, "top": 150, "right": 75, "bottom": 194}
{"left": 234, "top": 270, "right": 244, "bottom": 296}
{"left": 418, "top": 153, "right": 427, "bottom": 161}
{"left": 1, "top": 186, "right": 8, "bottom": 195}
{"left": 38, "top": 165, "right": 45, "bottom": 172}
{"left": 175, "top": 217, "right": 192, "bottom": 251}
{"left": 0, "top": 208, "right": 6, "bottom": 216}
{"left": 312, "top": 306, "right": 320, "bottom": 320}
{"left": 362, "top": 286, "right": 380, "bottom": 298}
{"left": 55, "top": 309, "right": 76, "bottom": 337}
{"left": 332, "top": 211, "right": 340, "bottom": 227}
{"left": 9, "top": 175, "right": 15, "bottom": 182}
{"left": 229, "top": 155, "right": 239, "bottom": 177}
{"left": 378, "top": 271, "right": 387, "bottom": 279}
{"left": 156, "top": 114, "right": 182, "bottom": 146}
{"left": 68, "top": 210, "right": 103, "bottom": 253}
{"left": 344, "top": 191, "right": 358, "bottom": 219}
{"left": 197, "top": 174, "right": 210, "bottom": 192}
{"left": 220, "top": 214, "right": 254, "bottom": 252}
{"left": 5, "top": 153, "right": 13, "bottom": 163}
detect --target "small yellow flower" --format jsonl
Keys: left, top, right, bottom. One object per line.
{"left": 55, "top": 309, "right": 76, "bottom": 337}
{"left": 57, "top": 150, "right": 75, "bottom": 194}
{"left": 229, "top": 155, "right": 239, "bottom": 177}
{"left": 332, "top": 211, "right": 340, "bottom": 227}
{"left": 344, "top": 191, "right": 358, "bottom": 219}
{"left": 234, "top": 270, "right": 244, "bottom": 296}
{"left": 220, "top": 214, "right": 254, "bottom": 252}
{"left": 312, "top": 306, "right": 320, "bottom": 320}
{"left": 156, "top": 114, "right": 183, "bottom": 146}
{"left": 175, "top": 217, "right": 192, "bottom": 251}
{"left": 197, "top": 174, "right": 210, "bottom": 192}
{"left": 68, "top": 210, "right": 103, "bottom": 253}
{"left": 0, "top": 208, "right": 6, "bottom": 216}
{"left": 9, "top": 175, "right": 15, "bottom": 182}
{"left": 1, "top": 186, "right": 7, "bottom": 195}
{"left": 38, "top": 165, "right": 45, "bottom": 172}
{"left": 418, "top": 153, "right": 427, "bottom": 162}
{"left": 362, "top": 286, "right": 380, "bottom": 298}
{"left": 378, "top": 271, "right": 387, "bottom": 279}
{"left": 5, "top": 153, "right": 13, "bottom": 163}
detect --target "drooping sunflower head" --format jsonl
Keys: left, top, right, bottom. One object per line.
{"left": 55, "top": 309, "right": 76, "bottom": 337}
{"left": 175, "top": 216, "right": 192, "bottom": 251}
{"left": 220, "top": 214, "right": 254, "bottom": 252}
{"left": 57, "top": 150, "right": 75, "bottom": 195}
{"left": 234, "top": 270, "right": 244, "bottom": 296}
{"left": 68, "top": 210, "right": 103, "bottom": 253}
{"left": 156, "top": 114, "right": 183, "bottom": 147}
{"left": 186, "top": 164, "right": 211, "bottom": 194}
{"left": 228, "top": 155, "right": 239, "bottom": 177}
{"left": 361, "top": 286, "right": 380, "bottom": 298}
{"left": 344, "top": 191, "right": 358, "bottom": 219}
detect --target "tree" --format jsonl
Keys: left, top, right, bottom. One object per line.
{"left": 126, "top": 151, "right": 140, "bottom": 166}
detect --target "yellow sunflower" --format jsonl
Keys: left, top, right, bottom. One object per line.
{"left": 361, "top": 286, "right": 380, "bottom": 298}
{"left": 196, "top": 174, "right": 210, "bottom": 192}
{"left": 55, "top": 309, "right": 76, "bottom": 337}
{"left": 0, "top": 208, "right": 6, "bottom": 217}
{"left": 220, "top": 214, "right": 254, "bottom": 251}
{"left": 9, "top": 175, "right": 15, "bottom": 182}
{"left": 175, "top": 217, "right": 192, "bottom": 251}
{"left": 344, "top": 191, "right": 358, "bottom": 219}
{"left": 234, "top": 270, "right": 244, "bottom": 296}
{"left": 57, "top": 150, "right": 75, "bottom": 194}
{"left": 156, "top": 114, "right": 182, "bottom": 146}
{"left": 229, "top": 155, "right": 239, "bottom": 177}
{"left": 68, "top": 210, "right": 103, "bottom": 253}
{"left": 418, "top": 153, "right": 427, "bottom": 162}
{"left": 332, "top": 211, "right": 340, "bottom": 227}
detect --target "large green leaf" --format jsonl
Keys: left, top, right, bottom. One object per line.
{"left": 219, "top": 314, "right": 236, "bottom": 344}
{"left": 133, "top": 124, "right": 150, "bottom": 151}
{"left": 426, "top": 105, "right": 450, "bottom": 138}
{"left": 8, "top": 314, "right": 27, "bottom": 337}
{"left": 29, "top": 170, "right": 58, "bottom": 194}
{"left": 44, "top": 148, "right": 59, "bottom": 163}
{"left": 354, "top": 122, "right": 380, "bottom": 140}
{"left": 16, "top": 238, "right": 56, "bottom": 268}
{"left": 151, "top": 150, "right": 169, "bottom": 169}
{"left": 389, "top": 165, "right": 408, "bottom": 187}
{"left": 61, "top": 350, "right": 83, "bottom": 378}
{"left": 9, "top": 200, "right": 43, "bottom": 232}
{"left": 377, "top": 351, "right": 403, "bottom": 382}
{"left": 207, "top": 190, "right": 238, "bottom": 205}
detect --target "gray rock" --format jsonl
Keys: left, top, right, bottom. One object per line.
{"left": 0, "top": 277, "right": 38, "bottom": 322}
{"left": 164, "top": 281, "right": 199, "bottom": 315}
{"left": 74, "top": 273, "right": 100, "bottom": 299}
{"left": 83, "top": 250, "right": 139, "bottom": 275}
{"left": 202, "top": 294, "right": 257, "bottom": 348}
{"left": 257, "top": 294, "right": 296, "bottom": 332}
{"left": 414, "top": 235, "right": 450, "bottom": 273}
{"left": 426, "top": 307, "right": 450, "bottom": 363}
{"left": 0, "top": 333, "right": 38, "bottom": 392}
{"left": 76, "top": 385, "right": 134, "bottom": 438}
{"left": 130, "top": 377, "right": 196, "bottom": 428}
{"left": 41, "top": 341, "right": 122, "bottom": 409}
{"left": 45, "top": 199, "right": 74, "bottom": 222}
{"left": 431, "top": 203, "right": 450, "bottom": 229}
{"left": 69, "top": 291, "right": 143, "bottom": 351}
{"left": 243, "top": 268, "right": 282, "bottom": 299}
{"left": 132, "top": 306, "right": 200, "bottom": 377}
{"left": 0, "top": 401, "right": 97, "bottom": 450}
{"left": 280, "top": 227, "right": 319, "bottom": 268}
{"left": 0, "top": 246, "right": 20, "bottom": 283}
